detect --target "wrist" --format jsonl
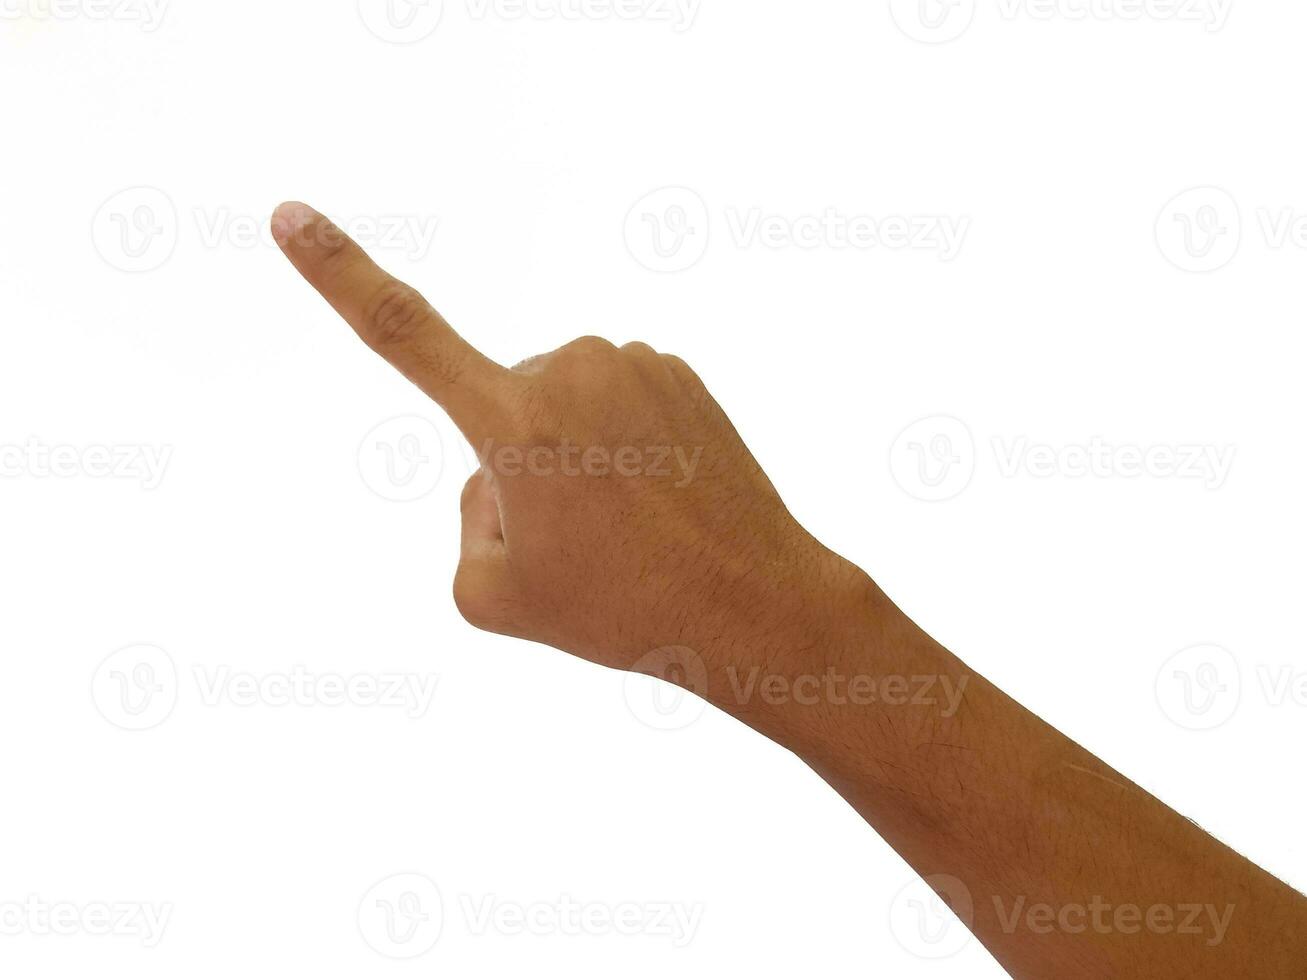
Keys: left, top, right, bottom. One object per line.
{"left": 702, "top": 547, "right": 978, "bottom": 777}
{"left": 700, "top": 547, "right": 891, "bottom": 739}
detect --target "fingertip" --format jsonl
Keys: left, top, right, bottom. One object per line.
{"left": 271, "top": 200, "right": 318, "bottom": 249}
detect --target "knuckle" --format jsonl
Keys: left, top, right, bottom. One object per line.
{"left": 362, "top": 281, "right": 431, "bottom": 349}
{"left": 547, "top": 336, "right": 618, "bottom": 383}
{"left": 565, "top": 335, "right": 616, "bottom": 356}
{"left": 622, "top": 341, "right": 677, "bottom": 389}
{"left": 663, "top": 353, "right": 700, "bottom": 384}
{"left": 663, "top": 353, "right": 711, "bottom": 404}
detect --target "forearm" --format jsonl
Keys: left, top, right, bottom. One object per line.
{"left": 707, "top": 563, "right": 1307, "bottom": 978}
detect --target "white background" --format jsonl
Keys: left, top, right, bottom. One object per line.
{"left": 1, "top": 1, "right": 1304, "bottom": 976}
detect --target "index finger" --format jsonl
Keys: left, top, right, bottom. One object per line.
{"left": 272, "top": 201, "right": 511, "bottom": 441}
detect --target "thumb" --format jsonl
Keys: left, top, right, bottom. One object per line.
{"left": 452, "top": 470, "right": 521, "bottom": 636}
{"left": 459, "top": 468, "right": 504, "bottom": 556}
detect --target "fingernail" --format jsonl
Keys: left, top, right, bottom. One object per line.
{"left": 271, "top": 201, "right": 313, "bottom": 247}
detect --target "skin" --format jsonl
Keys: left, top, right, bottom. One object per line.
{"left": 272, "top": 201, "right": 1307, "bottom": 977}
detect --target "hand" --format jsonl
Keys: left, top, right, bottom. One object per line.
{"left": 272, "top": 202, "right": 865, "bottom": 698}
